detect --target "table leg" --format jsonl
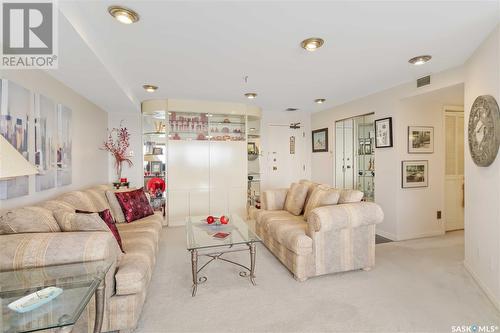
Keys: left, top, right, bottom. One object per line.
{"left": 191, "top": 249, "right": 198, "bottom": 297}
{"left": 93, "top": 281, "right": 105, "bottom": 333}
{"left": 249, "top": 243, "right": 256, "bottom": 286}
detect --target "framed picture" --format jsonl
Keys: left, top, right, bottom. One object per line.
{"left": 151, "top": 161, "right": 162, "bottom": 174}
{"left": 290, "top": 136, "right": 295, "bottom": 154}
{"left": 402, "top": 160, "right": 428, "bottom": 188}
{"left": 375, "top": 117, "right": 393, "bottom": 148}
{"left": 152, "top": 147, "right": 163, "bottom": 155}
{"left": 408, "top": 126, "right": 434, "bottom": 153}
{"left": 312, "top": 128, "right": 328, "bottom": 152}
{"left": 247, "top": 142, "right": 256, "bottom": 154}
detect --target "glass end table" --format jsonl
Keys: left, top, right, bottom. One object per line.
{"left": 0, "top": 260, "right": 112, "bottom": 333}
{"left": 185, "top": 214, "right": 261, "bottom": 296}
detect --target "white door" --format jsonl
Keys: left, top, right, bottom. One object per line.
{"left": 266, "top": 125, "right": 306, "bottom": 189}
{"left": 334, "top": 119, "right": 354, "bottom": 189}
{"left": 444, "top": 107, "right": 464, "bottom": 231}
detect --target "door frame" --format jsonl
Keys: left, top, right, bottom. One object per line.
{"left": 442, "top": 105, "right": 464, "bottom": 232}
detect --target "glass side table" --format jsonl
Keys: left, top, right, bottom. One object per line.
{"left": 0, "top": 260, "right": 112, "bottom": 333}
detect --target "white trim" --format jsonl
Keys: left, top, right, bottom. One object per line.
{"left": 464, "top": 260, "right": 500, "bottom": 312}
{"left": 396, "top": 230, "right": 444, "bottom": 241}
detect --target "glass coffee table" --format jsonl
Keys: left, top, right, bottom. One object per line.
{"left": 186, "top": 214, "right": 261, "bottom": 296}
{"left": 0, "top": 260, "right": 112, "bottom": 333}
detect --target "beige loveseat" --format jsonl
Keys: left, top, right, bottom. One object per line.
{"left": 0, "top": 184, "right": 163, "bottom": 333}
{"left": 250, "top": 180, "right": 384, "bottom": 281}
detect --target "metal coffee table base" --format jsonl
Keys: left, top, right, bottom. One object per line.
{"left": 190, "top": 242, "right": 256, "bottom": 296}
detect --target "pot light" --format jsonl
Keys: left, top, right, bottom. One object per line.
{"left": 315, "top": 98, "right": 326, "bottom": 104}
{"left": 143, "top": 84, "right": 158, "bottom": 93}
{"left": 108, "top": 6, "right": 140, "bottom": 24}
{"left": 249, "top": 128, "right": 256, "bottom": 131}
{"left": 285, "top": 108, "right": 299, "bottom": 112}
{"left": 301, "top": 37, "right": 324, "bottom": 51}
{"left": 408, "top": 55, "right": 432, "bottom": 66}
{"left": 245, "top": 93, "right": 257, "bottom": 99}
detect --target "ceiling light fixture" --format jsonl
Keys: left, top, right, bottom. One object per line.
{"left": 249, "top": 128, "right": 256, "bottom": 131}
{"left": 245, "top": 93, "right": 257, "bottom": 99}
{"left": 315, "top": 98, "right": 326, "bottom": 104}
{"left": 285, "top": 108, "right": 299, "bottom": 112}
{"left": 108, "top": 6, "right": 140, "bottom": 24}
{"left": 408, "top": 55, "right": 432, "bottom": 66}
{"left": 301, "top": 37, "right": 324, "bottom": 51}
{"left": 143, "top": 84, "right": 158, "bottom": 93}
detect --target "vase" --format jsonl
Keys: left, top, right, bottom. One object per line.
{"left": 116, "top": 161, "right": 123, "bottom": 182}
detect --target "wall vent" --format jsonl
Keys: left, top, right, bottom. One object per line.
{"left": 417, "top": 75, "right": 431, "bottom": 88}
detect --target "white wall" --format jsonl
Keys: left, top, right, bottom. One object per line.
{"left": 107, "top": 112, "right": 142, "bottom": 187}
{"left": 312, "top": 67, "right": 464, "bottom": 240}
{"left": 0, "top": 70, "right": 108, "bottom": 209}
{"left": 463, "top": 25, "right": 500, "bottom": 310}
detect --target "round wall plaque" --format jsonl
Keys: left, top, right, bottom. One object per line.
{"left": 468, "top": 95, "right": 500, "bottom": 167}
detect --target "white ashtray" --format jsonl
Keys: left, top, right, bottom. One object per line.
{"left": 8, "top": 287, "right": 63, "bottom": 313}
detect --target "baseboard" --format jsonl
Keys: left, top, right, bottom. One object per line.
{"left": 396, "top": 230, "right": 444, "bottom": 241}
{"left": 464, "top": 260, "right": 500, "bottom": 312}
{"left": 375, "top": 229, "right": 397, "bottom": 241}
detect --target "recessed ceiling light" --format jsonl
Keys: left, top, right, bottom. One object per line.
{"left": 408, "top": 55, "right": 432, "bottom": 66}
{"left": 285, "top": 108, "right": 299, "bottom": 112}
{"left": 108, "top": 6, "right": 140, "bottom": 24}
{"left": 301, "top": 37, "right": 324, "bottom": 51}
{"left": 143, "top": 84, "right": 158, "bottom": 93}
{"left": 249, "top": 127, "right": 256, "bottom": 131}
{"left": 315, "top": 98, "right": 326, "bottom": 104}
{"left": 245, "top": 93, "right": 257, "bottom": 99}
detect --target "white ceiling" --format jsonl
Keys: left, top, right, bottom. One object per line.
{"left": 53, "top": 1, "right": 499, "bottom": 114}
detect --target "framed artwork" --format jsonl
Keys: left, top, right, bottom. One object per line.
{"left": 152, "top": 147, "right": 163, "bottom": 155}
{"left": 151, "top": 161, "right": 162, "bottom": 174}
{"left": 35, "top": 94, "right": 57, "bottom": 192}
{"left": 0, "top": 80, "right": 30, "bottom": 199}
{"left": 375, "top": 117, "right": 393, "bottom": 148}
{"left": 402, "top": 160, "right": 428, "bottom": 188}
{"left": 247, "top": 142, "right": 256, "bottom": 154}
{"left": 408, "top": 126, "right": 434, "bottom": 153}
{"left": 56, "top": 104, "right": 72, "bottom": 187}
{"left": 312, "top": 128, "right": 328, "bottom": 152}
{"left": 290, "top": 136, "right": 295, "bottom": 154}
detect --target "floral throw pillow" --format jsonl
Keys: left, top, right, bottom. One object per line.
{"left": 114, "top": 188, "right": 154, "bottom": 223}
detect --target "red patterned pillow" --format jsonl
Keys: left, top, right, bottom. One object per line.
{"left": 114, "top": 188, "right": 154, "bottom": 223}
{"left": 76, "top": 209, "right": 124, "bottom": 253}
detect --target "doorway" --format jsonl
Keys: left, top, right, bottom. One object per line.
{"left": 444, "top": 106, "right": 464, "bottom": 231}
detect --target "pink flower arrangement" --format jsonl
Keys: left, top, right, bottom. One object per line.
{"left": 102, "top": 123, "right": 133, "bottom": 180}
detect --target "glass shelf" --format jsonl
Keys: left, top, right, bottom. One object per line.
{"left": 168, "top": 112, "right": 208, "bottom": 140}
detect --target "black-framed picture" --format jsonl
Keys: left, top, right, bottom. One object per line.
{"left": 402, "top": 160, "right": 428, "bottom": 188}
{"left": 375, "top": 117, "right": 393, "bottom": 148}
{"left": 312, "top": 128, "right": 328, "bottom": 152}
{"left": 152, "top": 147, "right": 163, "bottom": 155}
{"left": 151, "top": 161, "right": 162, "bottom": 174}
{"left": 408, "top": 126, "right": 434, "bottom": 153}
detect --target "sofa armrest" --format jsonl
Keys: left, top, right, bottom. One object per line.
{"left": 0, "top": 231, "right": 121, "bottom": 271}
{"left": 307, "top": 202, "right": 384, "bottom": 234}
{"left": 261, "top": 188, "right": 288, "bottom": 211}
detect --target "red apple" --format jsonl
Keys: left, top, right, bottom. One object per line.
{"left": 220, "top": 215, "right": 229, "bottom": 224}
{"left": 206, "top": 215, "right": 215, "bottom": 224}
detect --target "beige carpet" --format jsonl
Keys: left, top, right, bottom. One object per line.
{"left": 136, "top": 229, "right": 500, "bottom": 333}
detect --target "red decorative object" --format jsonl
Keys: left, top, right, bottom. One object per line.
{"left": 114, "top": 188, "right": 154, "bottom": 223}
{"left": 120, "top": 178, "right": 128, "bottom": 183}
{"left": 206, "top": 215, "right": 215, "bottom": 224}
{"left": 76, "top": 209, "right": 124, "bottom": 253}
{"left": 220, "top": 215, "right": 229, "bottom": 224}
{"left": 102, "top": 122, "right": 133, "bottom": 181}
{"left": 147, "top": 177, "right": 166, "bottom": 196}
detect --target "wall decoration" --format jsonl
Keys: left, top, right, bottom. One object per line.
{"left": 312, "top": 128, "right": 328, "bottom": 152}
{"left": 56, "top": 105, "right": 72, "bottom": 187}
{"left": 408, "top": 126, "right": 434, "bottom": 153}
{"left": 374, "top": 117, "right": 393, "bottom": 148}
{"left": 290, "top": 136, "right": 295, "bottom": 154}
{"left": 150, "top": 161, "right": 162, "bottom": 174}
{"left": 0, "top": 80, "right": 30, "bottom": 199}
{"left": 35, "top": 94, "right": 57, "bottom": 192}
{"left": 402, "top": 160, "right": 428, "bottom": 188}
{"left": 152, "top": 147, "right": 163, "bottom": 155}
{"left": 102, "top": 123, "right": 133, "bottom": 181}
{"left": 247, "top": 142, "right": 256, "bottom": 154}
{"left": 468, "top": 95, "right": 500, "bottom": 167}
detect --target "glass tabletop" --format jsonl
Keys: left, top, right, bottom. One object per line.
{"left": 186, "top": 214, "right": 261, "bottom": 250}
{"left": 0, "top": 260, "right": 112, "bottom": 333}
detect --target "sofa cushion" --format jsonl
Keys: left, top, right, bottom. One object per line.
{"left": 114, "top": 188, "right": 154, "bottom": 223}
{"left": 299, "top": 179, "right": 319, "bottom": 208}
{"left": 338, "top": 189, "right": 364, "bottom": 204}
{"left": 268, "top": 219, "right": 312, "bottom": 256}
{"left": 83, "top": 187, "right": 111, "bottom": 212}
{"left": 76, "top": 209, "right": 125, "bottom": 253}
{"left": 303, "top": 185, "right": 341, "bottom": 219}
{"left": 56, "top": 191, "right": 96, "bottom": 212}
{"left": 38, "top": 200, "right": 75, "bottom": 213}
{"left": 284, "top": 183, "right": 309, "bottom": 216}
{"left": 54, "top": 210, "right": 109, "bottom": 232}
{"left": 260, "top": 211, "right": 304, "bottom": 234}
{"left": 0, "top": 207, "right": 61, "bottom": 234}
{"left": 105, "top": 187, "right": 138, "bottom": 223}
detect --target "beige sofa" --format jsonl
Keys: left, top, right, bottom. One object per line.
{"left": 0, "top": 184, "right": 163, "bottom": 333}
{"left": 250, "top": 180, "right": 384, "bottom": 281}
